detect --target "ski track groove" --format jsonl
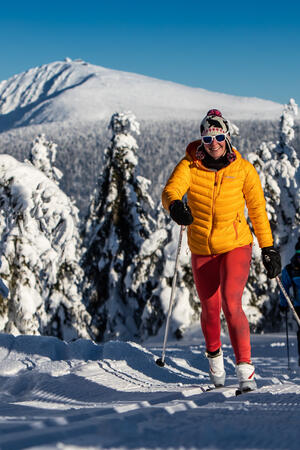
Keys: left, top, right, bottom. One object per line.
{"left": 0, "top": 336, "right": 300, "bottom": 449}
{"left": 2, "top": 390, "right": 299, "bottom": 450}
{"left": 96, "top": 359, "right": 201, "bottom": 391}
{"left": 98, "top": 360, "right": 160, "bottom": 389}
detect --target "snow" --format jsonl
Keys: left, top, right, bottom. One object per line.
{"left": 0, "top": 154, "right": 91, "bottom": 339}
{"left": 0, "top": 331, "right": 299, "bottom": 449}
{"left": 139, "top": 229, "right": 168, "bottom": 257}
{"left": 0, "top": 59, "right": 284, "bottom": 132}
{"left": 0, "top": 63, "right": 299, "bottom": 448}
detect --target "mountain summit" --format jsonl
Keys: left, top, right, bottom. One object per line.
{"left": 0, "top": 58, "right": 283, "bottom": 130}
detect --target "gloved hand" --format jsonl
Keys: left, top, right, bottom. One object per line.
{"left": 169, "top": 200, "right": 193, "bottom": 226}
{"left": 262, "top": 246, "right": 282, "bottom": 279}
{"left": 279, "top": 304, "right": 288, "bottom": 313}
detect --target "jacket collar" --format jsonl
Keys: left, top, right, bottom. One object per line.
{"left": 186, "top": 141, "right": 241, "bottom": 171}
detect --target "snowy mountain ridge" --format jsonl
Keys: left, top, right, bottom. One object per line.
{"left": 0, "top": 58, "right": 284, "bottom": 130}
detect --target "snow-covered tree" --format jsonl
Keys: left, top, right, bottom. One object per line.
{"left": 246, "top": 99, "right": 300, "bottom": 331}
{"left": 0, "top": 155, "right": 91, "bottom": 340}
{"left": 26, "top": 134, "right": 63, "bottom": 184}
{"left": 153, "top": 221, "right": 200, "bottom": 339}
{"left": 82, "top": 112, "right": 168, "bottom": 342}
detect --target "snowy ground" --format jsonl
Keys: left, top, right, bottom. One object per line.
{"left": 0, "top": 328, "right": 299, "bottom": 450}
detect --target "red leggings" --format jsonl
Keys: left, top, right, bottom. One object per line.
{"left": 191, "top": 245, "right": 252, "bottom": 364}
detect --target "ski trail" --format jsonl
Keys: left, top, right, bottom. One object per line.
{"left": 0, "top": 333, "right": 300, "bottom": 449}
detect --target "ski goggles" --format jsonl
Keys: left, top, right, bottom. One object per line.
{"left": 201, "top": 133, "right": 228, "bottom": 145}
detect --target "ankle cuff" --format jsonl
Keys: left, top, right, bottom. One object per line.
{"left": 206, "top": 348, "right": 222, "bottom": 358}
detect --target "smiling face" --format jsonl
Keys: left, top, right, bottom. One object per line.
{"left": 200, "top": 112, "right": 230, "bottom": 160}
{"left": 203, "top": 137, "right": 227, "bottom": 160}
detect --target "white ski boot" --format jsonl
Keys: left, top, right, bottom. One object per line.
{"left": 206, "top": 348, "right": 226, "bottom": 387}
{"left": 236, "top": 362, "right": 257, "bottom": 392}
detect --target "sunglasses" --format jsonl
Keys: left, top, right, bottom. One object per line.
{"left": 202, "top": 133, "right": 228, "bottom": 145}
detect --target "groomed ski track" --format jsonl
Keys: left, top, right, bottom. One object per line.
{"left": 0, "top": 332, "right": 299, "bottom": 449}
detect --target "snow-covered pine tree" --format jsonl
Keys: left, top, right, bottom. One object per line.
{"left": 152, "top": 221, "right": 200, "bottom": 339}
{"left": 26, "top": 134, "right": 63, "bottom": 184}
{"left": 82, "top": 112, "right": 168, "bottom": 342}
{"left": 26, "top": 133, "right": 83, "bottom": 270}
{"left": 0, "top": 155, "right": 91, "bottom": 340}
{"left": 246, "top": 99, "right": 300, "bottom": 331}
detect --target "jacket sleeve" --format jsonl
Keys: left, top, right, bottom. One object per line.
{"left": 280, "top": 267, "right": 292, "bottom": 306}
{"left": 243, "top": 161, "right": 273, "bottom": 248}
{"left": 162, "top": 157, "right": 191, "bottom": 211}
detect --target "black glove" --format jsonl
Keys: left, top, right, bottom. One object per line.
{"left": 279, "top": 304, "right": 288, "bottom": 313}
{"left": 169, "top": 200, "right": 193, "bottom": 226}
{"left": 262, "top": 246, "right": 282, "bottom": 279}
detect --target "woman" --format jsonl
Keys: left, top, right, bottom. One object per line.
{"left": 162, "top": 109, "right": 281, "bottom": 392}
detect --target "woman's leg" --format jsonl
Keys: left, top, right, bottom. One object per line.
{"left": 191, "top": 254, "right": 222, "bottom": 352}
{"left": 220, "top": 245, "right": 252, "bottom": 364}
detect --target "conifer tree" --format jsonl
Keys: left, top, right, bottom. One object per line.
{"left": 0, "top": 155, "right": 91, "bottom": 340}
{"left": 27, "top": 134, "right": 63, "bottom": 184}
{"left": 82, "top": 112, "right": 168, "bottom": 341}
{"left": 152, "top": 221, "right": 200, "bottom": 339}
{"left": 246, "top": 99, "right": 300, "bottom": 330}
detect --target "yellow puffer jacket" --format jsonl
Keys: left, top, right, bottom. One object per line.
{"left": 162, "top": 141, "right": 273, "bottom": 255}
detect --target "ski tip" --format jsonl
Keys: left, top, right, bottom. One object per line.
{"left": 204, "top": 386, "right": 215, "bottom": 392}
{"left": 156, "top": 358, "right": 165, "bottom": 367}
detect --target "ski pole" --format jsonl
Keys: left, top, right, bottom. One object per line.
{"left": 276, "top": 276, "right": 300, "bottom": 327}
{"left": 156, "top": 225, "right": 185, "bottom": 367}
{"left": 285, "top": 309, "right": 290, "bottom": 371}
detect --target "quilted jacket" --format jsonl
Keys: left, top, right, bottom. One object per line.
{"left": 162, "top": 140, "right": 273, "bottom": 255}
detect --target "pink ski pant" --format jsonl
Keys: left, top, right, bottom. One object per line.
{"left": 191, "top": 245, "right": 252, "bottom": 364}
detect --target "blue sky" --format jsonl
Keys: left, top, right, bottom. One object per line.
{"left": 1, "top": 0, "right": 299, "bottom": 106}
